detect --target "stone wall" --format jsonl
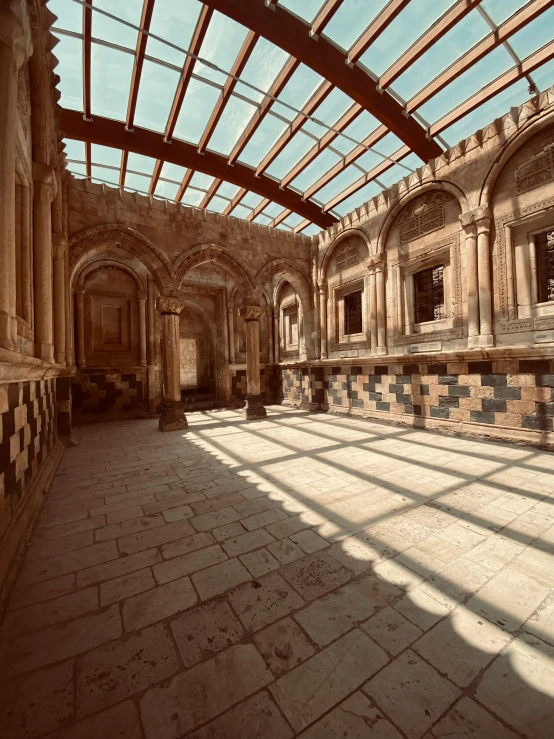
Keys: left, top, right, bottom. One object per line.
{"left": 231, "top": 366, "right": 281, "bottom": 405}
{"left": 72, "top": 370, "right": 147, "bottom": 423}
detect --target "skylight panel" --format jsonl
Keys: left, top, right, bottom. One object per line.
{"left": 154, "top": 180, "right": 180, "bottom": 201}
{"left": 91, "top": 165, "right": 119, "bottom": 186}
{"left": 237, "top": 38, "right": 290, "bottom": 105}
{"left": 208, "top": 196, "right": 230, "bottom": 214}
{"left": 173, "top": 78, "right": 221, "bottom": 145}
{"left": 68, "top": 162, "right": 87, "bottom": 178}
{"left": 91, "top": 144, "right": 120, "bottom": 168}
{"left": 52, "top": 34, "right": 82, "bottom": 112}
{"left": 265, "top": 133, "right": 315, "bottom": 180}
{"left": 275, "top": 64, "right": 325, "bottom": 117}
{"left": 126, "top": 153, "right": 157, "bottom": 176}
{"left": 301, "top": 87, "right": 352, "bottom": 136}
{"left": 125, "top": 172, "right": 152, "bottom": 192}
{"left": 323, "top": 0, "right": 389, "bottom": 52}
{"left": 355, "top": 132, "right": 405, "bottom": 171}
{"left": 532, "top": 58, "right": 554, "bottom": 95}
{"left": 301, "top": 223, "right": 320, "bottom": 237}
{"left": 278, "top": 0, "right": 326, "bottom": 24}
{"left": 331, "top": 180, "right": 381, "bottom": 216}
{"left": 253, "top": 213, "right": 273, "bottom": 226}
{"left": 147, "top": 0, "right": 200, "bottom": 68}
{"left": 90, "top": 43, "right": 134, "bottom": 122}
{"left": 262, "top": 202, "right": 285, "bottom": 218}
{"left": 63, "top": 139, "right": 86, "bottom": 162}
{"left": 440, "top": 78, "right": 531, "bottom": 147}
{"left": 241, "top": 192, "right": 264, "bottom": 209}
{"left": 231, "top": 203, "right": 253, "bottom": 220}
{"left": 189, "top": 172, "right": 216, "bottom": 191}
{"left": 331, "top": 111, "right": 381, "bottom": 156}
{"left": 313, "top": 164, "right": 365, "bottom": 203}
{"left": 160, "top": 162, "right": 188, "bottom": 183}
{"left": 238, "top": 115, "right": 290, "bottom": 168}
{"left": 290, "top": 149, "right": 342, "bottom": 192}
{"left": 195, "top": 12, "right": 249, "bottom": 88}
{"left": 93, "top": 0, "right": 142, "bottom": 51}
{"left": 217, "top": 182, "right": 242, "bottom": 199}
{"left": 208, "top": 97, "right": 258, "bottom": 156}
{"left": 417, "top": 45, "right": 514, "bottom": 125}
{"left": 391, "top": 10, "right": 490, "bottom": 103}
{"left": 481, "top": 0, "right": 524, "bottom": 26}
{"left": 360, "top": 0, "right": 456, "bottom": 77}
{"left": 181, "top": 189, "right": 205, "bottom": 207}
{"left": 509, "top": 7, "right": 554, "bottom": 61}
{"left": 377, "top": 162, "right": 411, "bottom": 188}
{"left": 282, "top": 213, "right": 304, "bottom": 228}
{"left": 49, "top": 0, "right": 81, "bottom": 33}
{"left": 133, "top": 60, "right": 180, "bottom": 134}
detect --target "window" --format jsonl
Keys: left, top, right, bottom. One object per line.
{"left": 536, "top": 229, "right": 554, "bottom": 303}
{"left": 414, "top": 265, "right": 445, "bottom": 323}
{"left": 287, "top": 310, "right": 298, "bottom": 346}
{"left": 335, "top": 242, "right": 360, "bottom": 271}
{"left": 344, "top": 290, "right": 362, "bottom": 335}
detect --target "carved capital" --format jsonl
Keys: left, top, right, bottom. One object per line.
{"left": 365, "top": 254, "right": 386, "bottom": 274}
{"left": 239, "top": 305, "right": 263, "bottom": 321}
{"left": 156, "top": 296, "right": 184, "bottom": 315}
{"left": 459, "top": 206, "right": 491, "bottom": 232}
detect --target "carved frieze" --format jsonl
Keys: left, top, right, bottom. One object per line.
{"left": 515, "top": 144, "right": 554, "bottom": 194}
{"left": 396, "top": 192, "right": 449, "bottom": 245}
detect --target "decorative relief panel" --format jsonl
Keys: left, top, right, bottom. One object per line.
{"left": 515, "top": 144, "right": 554, "bottom": 194}
{"left": 335, "top": 239, "right": 361, "bottom": 271}
{"left": 396, "top": 192, "right": 448, "bottom": 245}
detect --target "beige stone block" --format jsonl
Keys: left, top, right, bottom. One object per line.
{"left": 430, "top": 697, "right": 520, "bottom": 739}
{"left": 449, "top": 408, "right": 471, "bottom": 422}
{"left": 171, "top": 600, "right": 245, "bottom": 668}
{"left": 76, "top": 623, "right": 179, "bottom": 717}
{"left": 43, "top": 701, "right": 144, "bottom": 739}
{"left": 228, "top": 571, "right": 304, "bottom": 632}
{"left": 473, "top": 386, "right": 494, "bottom": 398}
{"left": 507, "top": 399, "right": 535, "bottom": 414}
{"left": 492, "top": 359, "right": 518, "bottom": 373}
{"left": 270, "top": 629, "right": 388, "bottom": 732}
{"left": 76, "top": 548, "right": 161, "bottom": 588}
{"left": 153, "top": 544, "right": 228, "bottom": 584}
{"left": 14, "top": 403, "right": 28, "bottom": 432}
{"left": 459, "top": 373, "right": 482, "bottom": 386}
{"left": 100, "top": 567, "right": 156, "bottom": 606}
{"left": 459, "top": 396, "right": 484, "bottom": 410}
{"left": 140, "top": 644, "right": 272, "bottom": 738}
{"left": 19, "top": 540, "right": 119, "bottom": 586}
{"left": 122, "top": 575, "right": 197, "bottom": 631}
{"left": 508, "top": 373, "right": 535, "bottom": 387}
{"left": 192, "top": 557, "right": 252, "bottom": 600}
{"left": 447, "top": 362, "right": 466, "bottom": 374}
{"left": 118, "top": 518, "right": 195, "bottom": 555}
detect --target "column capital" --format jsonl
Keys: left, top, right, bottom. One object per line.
{"left": 33, "top": 162, "right": 56, "bottom": 202}
{"left": 138, "top": 293, "right": 147, "bottom": 303}
{"left": 52, "top": 233, "right": 67, "bottom": 257}
{"left": 239, "top": 304, "right": 263, "bottom": 321}
{"left": 459, "top": 206, "right": 491, "bottom": 232}
{"left": 0, "top": 1, "right": 33, "bottom": 68}
{"left": 318, "top": 278, "right": 327, "bottom": 294}
{"left": 365, "top": 253, "right": 386, "bottom": 274}
{"left": 156, "top": 295, "right": 184, "bottom": 314}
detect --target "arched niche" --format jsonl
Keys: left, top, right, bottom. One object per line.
{"left": 179, "top": 300, "right": 216, "bottom": 393}
{"left": 320, "top": 228, "right": 371, "bottom": 279}
{"left": 173, "top": 243, "right": 256, "bottom": 301}
{"left": 275, "top": 279, "right": 304, "bottom": 361}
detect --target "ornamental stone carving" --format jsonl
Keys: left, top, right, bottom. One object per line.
{"left": 239, "top": 305, "right": 264, "bottom": 321}
{"left": 156, "top": 296, "right": 185, "bottom": 315}
{"left": 515, "top": 143, "right": 554, "bottom": 193}
{"left": 396, "top": 192, "right": 449, "bottom": 244}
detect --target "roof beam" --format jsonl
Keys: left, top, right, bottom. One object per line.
{"left": 228, "top": 57, "right": 299, "bottom": 164}
{"left": 82, "top": 0, "right": 92, "bottom": 121}
{"left": 60, "top": 109, "right": 337, "bottom": 228}
{"left": 407, "top": 0, "right": 554, "bottom": 113}
{"left": 256, "top": 80, "right": 334, "bottom": 175}
{"left": 293, "top": 218, "right": 311, "bottom": 234}
{"left": 200, "top": 178, "right": 222, "bottom": 209}
{"left": 347, "top": 0, "right": 410, "bottom": 65}
{"left": 126, "top": 0, "right": 155, "bottom": 129}
{"left": 198, "top": 30, "right": 259, "bottom": 153}
{"left": 379, "top": 0, "right": 482, "bottom": 90}
{"left": 148, "top": 158, "right": 163, "bottom": 195}
{"left": 201, "top": 0, "right": 441, "bottom": 161}
{"left": 175, "top": 168, "right": 194, "bottom": 203}
{"left": 223, "top": 187, "right": 247, "bottom": 215}
{"left": 311, "top": 0, "right": 344, "bottom": 38}
{"left": 246, "top": 198, "right": 270, "bottom": 222}
{"left": 429, "top": 39, "right": 554, "bottom": 136}
{"left": 271, "top": 209, "right": 292, "bottom": 228}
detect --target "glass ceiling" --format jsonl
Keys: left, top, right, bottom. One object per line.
{"left": 50, "top": 0, "right": 554, "bottom": 237}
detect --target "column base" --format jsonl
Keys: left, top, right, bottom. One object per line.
{"left": 159, "top": 401, "right": 188, "bottom": 432}
{"left": 372, "top": 346, "right": 387, "bottom": 356}
{"left": 242, "top": 394, "right": 267, "bottom": 420}
{"left": 478, "top": 334, "right": 495, "bottom": 348}
{"left": 35, "top": 342, "right": 54, "bottom": 362}
{"left": 55, "top": 352, "right": 65, "bottom": 365}
{"left": 467, "top": 335, "right": 480, "bottom": 349}
{"left": 0, "top": 312, "right": 16, "bottom": 351}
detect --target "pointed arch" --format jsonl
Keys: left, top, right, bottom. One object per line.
{"left": 173, "top": 244, "right": 256, "bottom": 300}
{"left": 320, "top": 227, "right": 372, "bottom": 279}
{"left": 76, "top": 258, "right": 146, "bottom": 294}
{"left": 69, "top": 224, "right": 173, "bottom": 293}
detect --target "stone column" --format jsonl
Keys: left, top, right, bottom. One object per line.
{"left": 227, "top": 303, "right": 235, "bottom": 364}
{"left": 75, "top": 287, "right": 86, "bottom": 368}
{"left": 367, "top": 254, "right": 387, "bottom": 355}
{"left": 460, "top": 216, "right": 479, "bottom": 347}
{"left": 477, "top": 216, "right": 494, "bottom": 346}
{"left": 157, "top": 296, "right": 188, "bottom": 432}
{"left": 20, "top": 184, "right": 32, "bottom": 325}
{"left": 319, "top": 279, "right": 328, "bottom": 359}
{"left": 239, "top": 304, "right": 267, "bottom": 420}
{"left": 0, "top": 37, "right": 18, "bottom": 349}
{"left": 368, "top": 267, "right": 377, "bottom": 350}
{"left": 53, "top": 235, "right": 66, "bottom": 364}
{"left": 33, "top": 163, "right": 55, "bottom": 361}
{"left": 138, "top": 294, "right": 147, "bottom": 367}
{"left": 311, "top": 244, "right": 321, "bottom": 359}
{"left": 273, "top": 307, "right": 280, "bottom": 364}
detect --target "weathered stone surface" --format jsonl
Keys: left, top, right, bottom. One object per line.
{"left": 253, "top": 616, "right": 316, "bottom": 677}
{"left": 228, "top": 571, "right": 304, "bottom": 632}
{"left": 122, "top": 576, "right": 197, "bottom": 631}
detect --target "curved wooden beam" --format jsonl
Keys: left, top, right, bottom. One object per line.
{"left": 201, "top": 0, "right": 441, "bottom": 161}
{"left": 60, "top": 109, "right": 337, "bottom": 229}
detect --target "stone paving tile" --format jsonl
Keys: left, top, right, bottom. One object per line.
{"left": 43, "top": 700, "right": 144, "bottom": 739}
{"left": 140, "top": 644, "right": 273, "bottom": 738}
{"left": 160, "top": 531, "right": 215, "bottom": 559}
{"left": 428, "top": 696, "right": 521, "bottom": 739}
{"left": 267, "top": 537, "right": 305, "bottom": 564}
{"left": 228, "top": 571, "right": 304, "bottom": 632}
{"left": 18, "top": 541, "right": 119, "bottom": 585}
{"left": 153, "top": 544, "right": 228, "bottom": 584}
{"left": 76, "top": 548, "right": 161, "bottom": 588}
{"left": 280, "top": 551, "right": 353, "bottom": 601}
{"left": 122, "top": 575, "right": 197, "bottom": 631}
{"left": 239, "top": 547, "right": 280, "bottom": 578}
{"left": 364, "top": 650, "right": 461, "bottom": 739}
{"left": 100, "top": 568, "right": 155, "bottom": 606}
{"left": 192, "top": 558, "right": 252, "bottom": 601}
{"left": 0, "top": 660, "right": 74, "bottom": 739}
{"left": 361, "top": 605, "right": 422, "bottom": 656}
{"left": 75, "top": 623, "right": 179, "bottom": 717}
{"left": 7, "top": 572, "right": 76, "bottom": 611}
{"left": 33, "top": 515, "right": 107, "bottom": 542}
{"left": 253, "top": 616, "right": 316, "bottom": 677}
{"left": 117, "top": 519, "right": 195, "bottom": 555}
{"left": 270, "top": 629, "right": 388, "bottom": 732}
{"left": 222, "top": 528, "right": 275, "bottom": 557}
{"left": 170, "top": 599, "right": 245, "bottom": 668}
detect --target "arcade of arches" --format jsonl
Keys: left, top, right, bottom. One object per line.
{"left": 1, "top": 2, "right": 554, "bottom": 738}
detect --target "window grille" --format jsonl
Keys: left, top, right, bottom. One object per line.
{"left": 344, "top": 290, "right": 363, "bottom": 335}
{"left": 536, "top": 229, "right": 554, "bottom": 303}
{"left": 336, "top": 242, "right": 360, "bottom": 271}
{"left": 414, "top": 265, "right": 445, "bottom": 323}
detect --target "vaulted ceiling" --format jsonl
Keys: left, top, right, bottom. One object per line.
{"left": 52, "top": 0, "right": 554, "bottom": 236}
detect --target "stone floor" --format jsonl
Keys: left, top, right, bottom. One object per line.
{"left": 1, "top": 407, "right": 554, "bottom": 738}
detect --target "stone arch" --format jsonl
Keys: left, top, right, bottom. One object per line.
{"left": 320, "top": 228, "right": 372, "bottom": 279}
{"left": 173, "top": 244, "right": 256, "bottom": 300}
{"left": 179, "top": 298, "right": 217, "bottom": 393}
{"left": 76, "top": 258, "right": 146, "bottom": 295}
{"left": 69, "top": 224, "right": 173, "bottom": 293}
{"left": 376, "top": 179, "right": 469, "bottom": 254}
{"left": 479, "top": 106, "right": 554, "bottom": 207}
{"left": 256, "top": 258, "right": 314, "bottom": 360}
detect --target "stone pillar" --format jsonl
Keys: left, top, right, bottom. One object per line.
{"left": 75, "top": 287, "right": 86, "bottom": 368}
{"left": 477, "top": 216, "right": 494, "bottom": 346}
{"left": 227, "top": 303, "right": 235, "bottom": 364}
{"left": 366, "top": 255, "right": 386, "bottom": 355}
{"left": 0, "top": 37, "right": 18, "bottom": 349}
{"left": 311, "top": 244, "right": 321, "bottom": 359}
{"left": 239, "top": 304, "right": 267, "bottom": 420}
{"left": 20, "top": 184, "right": 32, "bottom": 325}
{"left": 138, "top": 294, "right": 147, "bottom": 367}
{"left": 157, "top": 296, "right": 188, "bottom": 432}
{"left": 319, "top": 280, "right": 328, "bottom": 359}
{"left": 273, "top": 307, "right": 280, "bottom": 364}
{"left": 53, "top": 235, "right": 66, "bottom": 364}
{"left": 460, "top": 208, "right": 494, "bottom": 348}
{"left": 33, "top": 163, "right": 55, "bottom": 361}
{"left": 368, "top": 268, "right": 377, "bottom": 350}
